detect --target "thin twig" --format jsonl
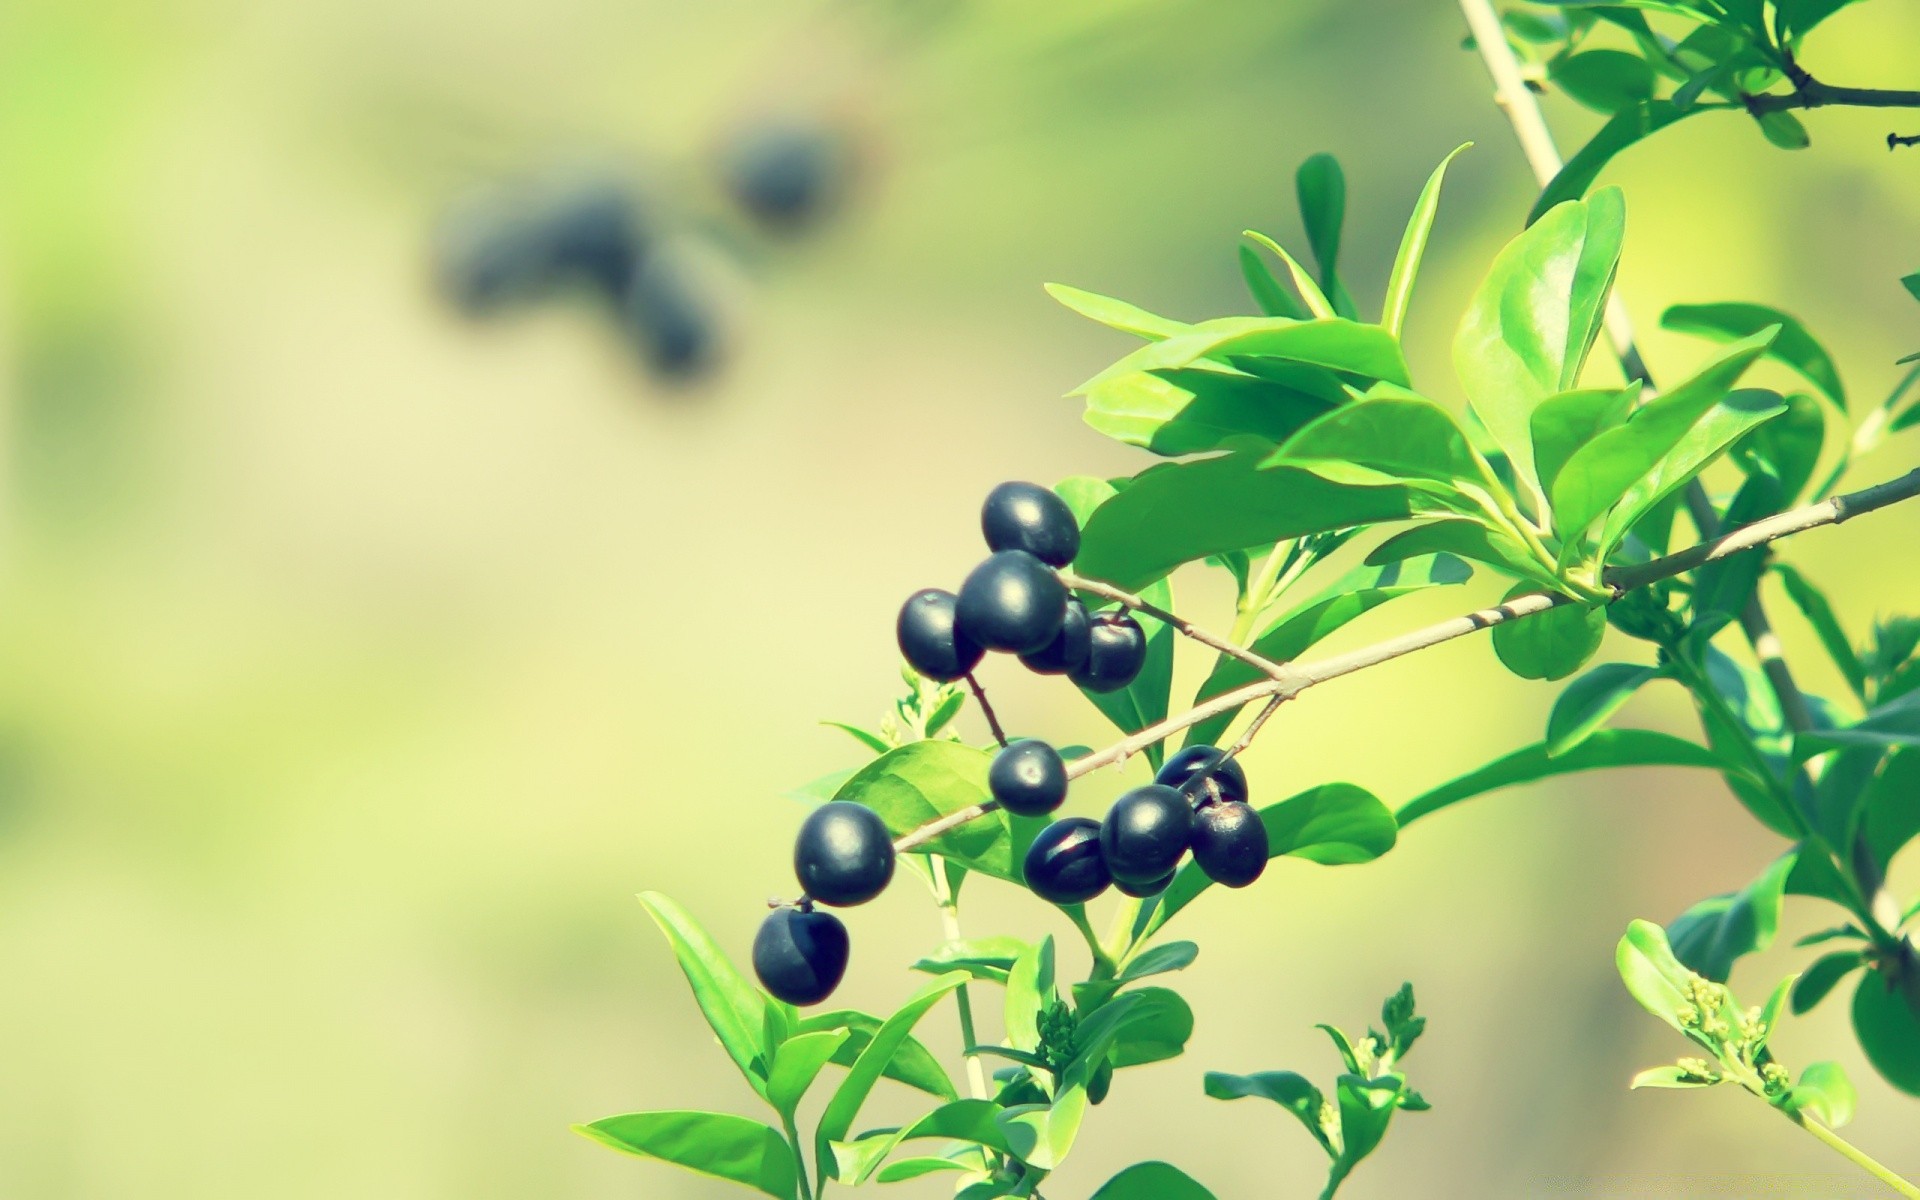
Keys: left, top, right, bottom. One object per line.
{"left": 966, "top": 672, "right": 1009, "bottom": 748}
{"left": 887, "top": 469, "right": 1920, "bottom": 855}
{"left": 1747, "top": 77, "right": 1920, "bottom": 114}
{"left": 1060, "top": 570, "right": 1290, "bottom": 679}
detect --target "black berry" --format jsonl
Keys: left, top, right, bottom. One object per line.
{"left": 1099, "top": 784, "right": 1191, "bottom": 885}
{"left": 981, "top": 481, "right": 1080, "bottom": 568}
{"left": 989, "top": 739, "right": 1069, "bottom": 817}
{"left": 752, "top": 906, "right": 849, "bottom": 1006}
{"left": 1019, "top": 598, "right": 1091, "bottom": 676}
{"left": 1021, "top": 816, "right": 1111, "bottom": 905}
{"left": 794, "top": 802, "right": 895, "bottom": 906}
{"left": 624, "top": 252, "right": 718, "bottom": 378}
{"left": 1070, "top": 611, "right": 1148, "bottom": 693}
{"left": 1155, "top": 745, "right": 1251, "bottom": 808}
{"left": 1190, "top": 801, "right": 1269, "bottom": 888}
{"left": 540, "top": 180, "right": 647, "bottom": 298}
{"left": 1114, "top": 868, "right": 1175, "bottom": 898}
{"left": 897, "top": 588, "right": 986, "bottom": 682}
{"left": 956, "top": 551, "right": 1067, "bottom": 654}
{"left": 721, "top": 119, "right": 847, "bottom": 231}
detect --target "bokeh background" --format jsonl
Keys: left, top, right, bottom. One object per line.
{"left": 4, "top": 0, "right": 1920, "bottom": 1196}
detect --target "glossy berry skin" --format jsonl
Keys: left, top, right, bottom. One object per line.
{"left": 752, "top": 906, "right": 849, "bottom": 1006}
{"left": 1155, "top": 745, "right": 1250, "bottom": 808}
{"left": 1114, "top": 869, "right": 1175, "bottom": 899}
{"left": 981, "top": 481, "right": 1080, "bottom": 568}
{"left": 896, "top": 589, "right": 986, "bottom": 682}
{"left": 794, "top": 802, "right": 895, "bottom": 906}
{"left": 955, "top": 551, "right": 1067, "bottom": 654}
{"left": 1190, "top": 801, "right": 1269, "bottom": 888}
{"left": 1099, "top": 784, "right": 1191, "bottom": 885}
{"left": 1070, "top": 611, "right": 1147, "bottom": 693}
{"left": 989, "top": 739, "right": 1068, "bottom": 817}
{"left": 1019, "top": 598, "right": 1090, "bottom": 676}
{"left": 1021, "top": 816, "right": 1110, "bottom": 905}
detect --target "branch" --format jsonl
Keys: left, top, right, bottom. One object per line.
{"left": 886, "top": 469, "right": 1920, "bottom": 857}
{"left": 1060, "top": 570, "right": 1289, "bottom": 679}
{"left": 965, "top": 672, "right": 1009, "bottom": 748}
{"left": 1747, "top": 78, "right": 1920, "bottom": 115}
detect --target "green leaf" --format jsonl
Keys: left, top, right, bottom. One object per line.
{"left": 1397, "top": 729, "right": 1721, "bottom": 826}
{"left": 1046, "top": 283, "right": 1188, "bottom": 340}
{"left": 1791, "top": 950, "right": 1866, "bottom": 1015}
{"left": 1204, "top": 1070, "right": 1330, "bottom": 1152}
{"left": 1530, "top": 385, "right": 1640, "bottom": 499}
{"left": 1596, "top": 388, "right": 1790, "bottom": 562}
{"left": 1003, "top": 937, "right": 1056, "bottom": 1054}
{"left": 1491, "top": 587, "right": 1605, "bottom": 680}
{"left": 1784, "top": 1061, "right": 1856, "bottom": 1127}
{"left": 1263, "top": 392, "right": 1502, "bottom": 508}
{"left": 1662, "top": 302, "right": 1845, "bottom": 411}
{"left": 996, "top": 1084, "right": 1087, "bottom": 1169}
{"left": 1861, "top": 750, "right": 1920, "bottom": 874}
{"left": 1550, "top": 332, "right": 1776, "bottom": 547}
{"left": 1853, "top": 969, "right": 1920, "bottom": 1095}
{"left": 1629, "top": 1065, "right": 1718, "bottom": 1089}
{"left": 1667, "top": 850, "right": 1796, "bottom": 982}
{"left": 1774, "top": 564, "right": 1866, "bottom": 701}
{"left": 1118, "top": 941, "right": 1198, "bottom": 984}
{"left": 1328, "top": 1074, "right": 1404, "bottom": 1193}
{"left": 1367, "top": 520, "right": 1553, "bottom": 589}
{"left": 1547, "top": 662, "right": 1663, "bottom": 756}
{"left": 1551, "top": 49, "right": 1658, "bottom": 113}
{"left": 1382, "top": 143, "right": 1471, "bottom": 338}
{"left": 1455, "top": 189, "right": 1625, "bottom": 490}
{"left": 1186, "top": 554, "right": 1474, "bottom": 746}
{"left": 794, "top": 1009, "right": 957, "bottom": 1101}
{"left": 834, "top": 742, "right": 1013, "bottom": 880}
{"left": 875, "top": 1157, "right": 974, "bottom": 1184}
{"left": 830, "top": 1099, "right": 1011, "bottom": 1185}
{"left": 1296, "top": 154, "right": 1357, "bottom": 320}
{"left": 1773, "top": 0, "right": 1861, "bottom": 44}
{"left": 1107, "top": 986, "right": 1195, "bottom": 1067}
{"left": 1756, "top": 110, "right": 1811, "bottom": 150}
{"left": 1529, "top": 102, "right": 1698, "bottom": 225}
{"left": 1072, "top": 451, "right": 1421, "bottom": 592}
{"left": 1732, "top": 390, "right": 1824, "bottom": 503}
{"left": 767, "top": 1030, "right": 851, "bottom": 1118}
{"left": 1083, "top": 365, "right": 1338, "bottom": 456}
{"left": 821, "top": 721, "right": 891, "bottom": 755}
{"left": 578, "top": 1111, "right": 798, "bottom": 1199}
{"left": 637, "top": 893, "right": 771, "bottom": 1096}
{"left": 1077, "top": 314, "right": 1409, "bottom": 396}
{"left": 1615, "top": 919, "right": 1701, "bottom": 1035}
{"left": 1795, "top": 691, "right": 1920, "bottom": 758}
{"left": 911, "top": 936, "right": 1033, "bottom": 984}
{"left": 815, "top": 973, "right": 969, "bottom": 1178}
{"left": 1241, "top": 233, "right": 1335, "bottom": 320}
{"left": 1145, "top": 784, "right": 1394, "bottom": 938}
{"left": 1240, "top": 244, "right": 1308, "bottom": 318}
{"left": 1090, "top": 1161, "right": 1218, "bottom": 1200}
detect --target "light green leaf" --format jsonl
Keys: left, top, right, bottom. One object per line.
{"left": 1491, "top": 587, "right": 1605, "bottom": 680}
{"left": 1240, "top": 243, "right": 1309, "bottom": 318}
{"left": 1004, "top": 937, "right": 1057, "bottom": 1055}
{"left": 1551, "top": 49, "right": 1657, "bottom": 114}
{"left": 1662, "top": 302, "right": 1846, "bottom": 411}
{"left": 1078, "top": 313, "right": 1409, "bottom": 396}
{"left": 1615, "top": 919, "right": 1700, "bottom": 1035}
{"left": 1090, "top": 1161, "right": 1218, "bottom": 1200}
{"left": 578, "top": 1111, "right": 797, "bottom": 1199}
{"left": 1530, "top": 384, "right": 1640, "bottom": 499}
{"left": 1368, "top": 520, "right": 1552, "bottom": 589}
{"left": 875, "top": 1156, "right": 975, "bottom": 1184}
{"left": 1263, "top": 391, "right": 1502, "bottom": 508}
{"left": 1667, "top": 850, "right": 1797, "bottom": 982}
{"left": 1117, "top": 941, "right": 1198, "bottom": 984}
{"left": 638, "top": 892, "right": 771, "bottom": 1096}
{"left": 1550, "top": 331, "right": 1775, "bottom": 547}
{"left": 1783, "top": 1061, "right": 1857, "bottom": 1128}
{"left": 1456, "top": 189, "right": 1625, "bottom": 491}
{"left": 794, "top": 1009, "right": 957, "bottom": 1101}
{"left": 1073, "top": 451, "right": 1421, "bottom": 592}
{"left": 1629, "top": 1065, "right": 1718, "bottom": 1089}
{"left": 1204, "top": 1071, "right": 1330, "bottom": 1152}
{"left": 830, "top": 1099, "right": 1010, "bottom": 1185}
{"left": 1397, "top": 729, "right": 1721, "bottom": 826}
{"left": 834, "top": 742, "right": 1011, "bottom": 880}
{"left": 1596, "top": 388, "right": 1790, "bottom": 562}
{"left": 1045, "top": 283, "right": 1189, "bottom": 341}
{"left": 1547, "top": 662, "right": 1663, "bottom": 756}
{"left": 1242, "top": 232, "right": 1335, "bottom": 320}
{"left": 1382, "top": 143, "right": 1471, "bottom": 338}
{"left": 1106, "top": 986, "right": 1195, "bottom": 1068}
{"left": 767, "top": 1030, "right": 850, "bottom": 1119}
{"left": 815, "top": 973, "right": 969, "bottom": 1178}
{"left": 1083, "top": 364, "right": 1338, "bottom": 456}
{"left": 996, "top": 1084, "right": 1087, "bottom": 1169}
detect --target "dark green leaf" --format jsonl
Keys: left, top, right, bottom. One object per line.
{"left": 577, "top": 1111, "right": 797, "bottom": 1199}
{"left": 1862, "top": 750, "right": 1920, "bottom": 873}
{"left": 1073, "top": 452, "right": 1421, "bottom": 592}
{"left": 1756, "top": 110, "right": 1811, "bottom": 150}
{"left": 1090, "top": 1161, "right": 1218, "bottom": 1200}
{"left": 1529, "top": 102, "right": 1699, "bottom": 224}
{"left": 1204, "top": 1070, "right": 1330, "bottom": 1152}
{"left": 638, "top": 892, "right": 771, "bottom": 1096}
{"left": 1667, "top": 850, "right": 1796, "bottom": 981}
{"left": 1456, "top": 189, "right": 1625, "bottom": 489}
{"left": 1791, "top": 950, "right": 1866, "bottom": 1014}
{"left": 1662, "top": 302, "right": 1845, "bottom": 411}
{"left": 1732, "top": 390, "right": 1824, "bottom": 503}
{"left": 1239, "top": 244, "right": 1309, "bottom": 319}
{"left": 1491, "top": 588, "right": 1605, "bottom": 680}
{"left": 1397, "top": 729, "right": 1721, "bottom": 826}
{"left": 1105, "top": 986, "right": 1195, "bottom": 1068}
{"left": 1551, "top": 49, "right": 1658, "bottom": 112}
{"left": 1296, "top": 154, "right": 1357, "bottom": 319}
{"left": 1547, "top": 662, "right": 1663, "bottom": 756}
{"left": 1774, "top": 564, "right": 1866, "bottom": 701}
{"left": 1853, "top": 970, "right": 1920, "bottom": 1095}
{"left": 1328, "top": 1074, "right": 1404, "bottom": 1193}
{"left": 1118, "top": 941, "right": 1198, "bottom": 984}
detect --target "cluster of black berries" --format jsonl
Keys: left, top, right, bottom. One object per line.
{"left": 1021, "top": 746, "right": 1268, "bottom": 904}
{"left": 750, "top": 482, "right": 1267, "bottom": 1009}
{"left": 896, "top": 482, "right": 1147, "bottom": 691}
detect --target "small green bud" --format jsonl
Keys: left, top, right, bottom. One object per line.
{"left": 1761, "top": 1062, "right": 1790, "bottom": 1094}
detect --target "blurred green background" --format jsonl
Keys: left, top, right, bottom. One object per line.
{"left": 4, "top": 0, "right": 1920, "bottom": 1196}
